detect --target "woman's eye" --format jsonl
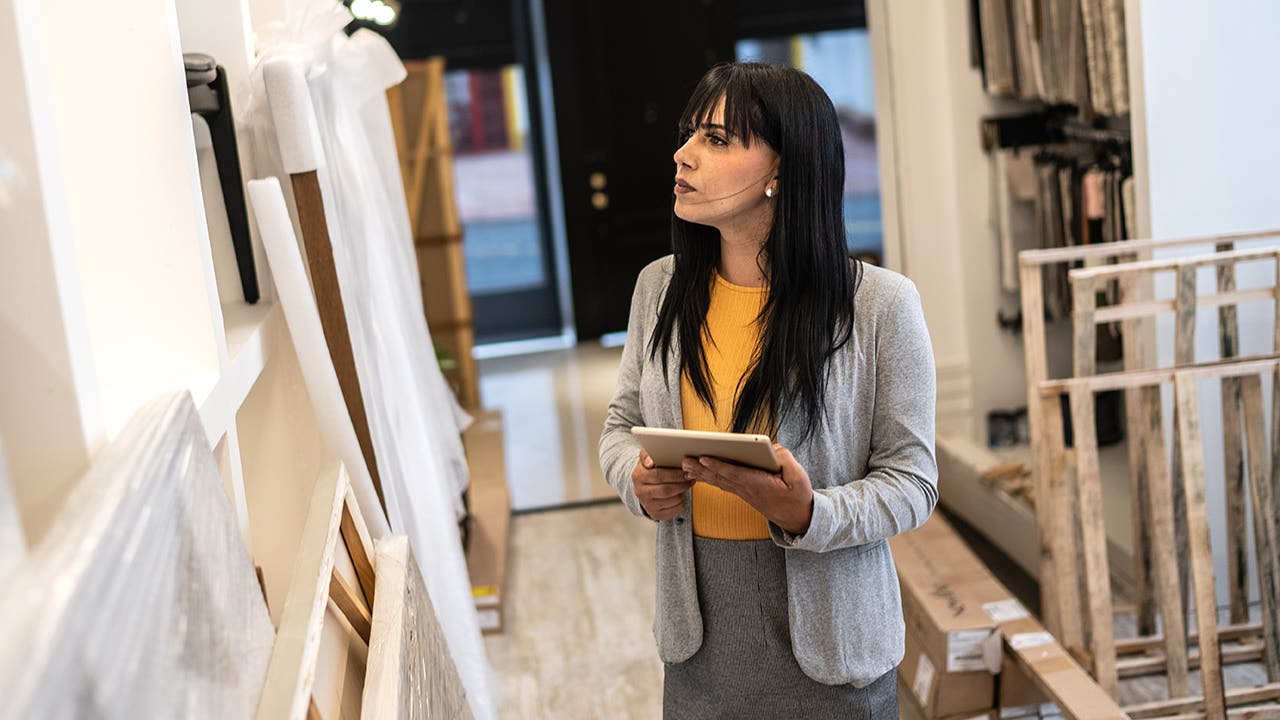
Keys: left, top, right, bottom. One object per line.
{"left": 706, "top": 134, "right": 728, "bottom": 147}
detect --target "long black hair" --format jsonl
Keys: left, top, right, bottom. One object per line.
{"left": 648, "top": 62, "right": 862, "bottom": 446}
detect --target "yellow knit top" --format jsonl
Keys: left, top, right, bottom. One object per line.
{"left": 681, "top": 271, "right": 772, "bottom": 540}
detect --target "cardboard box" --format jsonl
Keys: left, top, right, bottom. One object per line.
{"left": 891, "top": 515, "right": 1011, "bottom": 718}
{"left": 902, "top": 619, "right": 997, "bottom": 718}
{"left": 463, "top": 409, "right": 511, "bottom": 634}
{"left": 998, "top": 648, "right": 1049, "bottom": 710}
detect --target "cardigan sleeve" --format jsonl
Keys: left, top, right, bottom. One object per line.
{"left": 770, "top": 277, "right": 939, "bottom": 552}
{"left": 598, "top": 266, "right": 659, "bottom": 519}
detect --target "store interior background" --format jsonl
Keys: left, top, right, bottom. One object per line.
{"left": 4, "top": 0, "right": 1280, "bottom": 717}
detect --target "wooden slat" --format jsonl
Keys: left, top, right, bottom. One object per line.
{"left": 1019, "top": 262, "right": 1064, "bottom": 636}
{"left": 290, "top": 171, "right": 386, "bottom": 513}
{"left": 1158, "top": 707, "right": 1280, "bottom": 720}
{"left": 999, "top": 616, "right": 1129, "bottom": 720}
{"left": 1069, "top": 385, "right": 1118, "bottom": 696}
{"left": 1113, "top": 621, "right": 1263, "bottom": 654}
{"left": 256, "top": 465, "right": 350, "bottom": 720}
{"left": 1116, "top": 640, "right": 1263, "bottom": 677}
{"left": 405, "top": 59, "right": 438, "bottom": 232}
{"left": 1041, "top": 354, "right": 1280, "bottom": 396}
{"left": 1119, "top": 268, "right": 1157, "bottom": 637}
{"left": 1135, "top": 384, "right": 1192, "bottom": 696}
{"left": 1217, "top": 245, "right": 1251, "bottom": 625}
{"left": 328, "top": 570, "right": 372, "bottom": 644}
{"left": 1074, "top": 274, "right": 1098, "bottom": 377}
{"left": 1019, "top": 228, "right": 1280, "bottom": 268}
{"left": 385, "top": 85, "right": 409, "bottom": 192}
{"left": 1241, "top": 374, "right": 1280, "bottom": 682}
{"left": 1072, "top": 244, "right": 1280, "bottom": 281}
{"left": 362, "top": 538, "right": 407, "bottom": 720}
{"left": 1124, "top": 683, "right": 1280, "bottom": 718}
{"left": 1092, "top": 288, "right": 1277, "bottom": 323}
{"left": 1174, "top": 373, "right": 1228, "bottom": 719}
{"left": 340, "top": 489, "right": 376, "bottom": 608}
{"left": 1172, "top": 264, "right": 1197, "bottom": 638}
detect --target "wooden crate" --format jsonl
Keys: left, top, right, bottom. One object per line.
{"left": 388, "top": 57, "right": 479, "bottom": 409}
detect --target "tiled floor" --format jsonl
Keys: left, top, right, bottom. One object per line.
{"left": 477, "top": 342, "right": 623, "bottom": 512}
{"left": 484, "top": 501, "right": 932, "bottom": 720}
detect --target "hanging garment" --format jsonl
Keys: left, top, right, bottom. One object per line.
{"left": 993, "top": 150, "right": 1040, "bottom": 292}
{"left": 1063, "top": 0, "right": 1090, "bottom": 108}
{"left": 1102, "top": 0, "right": 1129, "bottom": 115}
{"left": 1080, "top": 0, "right": 1111, "bottom": 115}
{"left": 1011, "top": 0, "right": 1045, "bottom": 100}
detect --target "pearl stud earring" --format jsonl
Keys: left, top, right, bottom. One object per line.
{"left": 765, "top": 187, "right": 775, "bottom": 198}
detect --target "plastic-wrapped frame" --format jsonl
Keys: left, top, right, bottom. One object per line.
{"left": 364, "top": 535, "right": 473, "bottom": 720}
{"left": 0, "top": 392, "right": 275, "bottom": 719}
{"left": 246, "top": 4, "right": 493, "bottom": 716}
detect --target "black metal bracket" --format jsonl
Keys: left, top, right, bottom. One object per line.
{"left": 186, "top": 53, "right": 260, "bottom": 304}
{"left": 980, "top": 108, "right": 1131, "bottom": 153}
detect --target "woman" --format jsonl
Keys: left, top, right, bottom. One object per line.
{"left": 599, "top": 62, "right": 938, "bottom": 718}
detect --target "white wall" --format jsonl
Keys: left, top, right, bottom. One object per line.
{"left": 869, "top": 0, "right": 1029, "bottom": 440}
{"left": 0, "top": 1, "right": 102, "bottom": 544}
{"left": 1130, "top": 0, "right": 1280, "bottom": 608}
{"left": 37, "top": 0, "right": 227, "bottom": 434}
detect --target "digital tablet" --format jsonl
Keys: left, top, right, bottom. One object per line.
{"left": 630, "top": 426, "right": 781, "bottom": 472}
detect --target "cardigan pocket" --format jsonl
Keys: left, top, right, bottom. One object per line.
{"left": 784, "top": 538, "right": 905, "bottom": 687}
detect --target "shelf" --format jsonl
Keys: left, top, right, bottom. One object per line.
{"left": 939, "top": 434, "right": 1138, "bottom": 597}
{"left": 198, "top": 301, "right": 279, "bottom": 446}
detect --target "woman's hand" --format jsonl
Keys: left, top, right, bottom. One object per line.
{"left": 682, "top": 444, "right": 814, "bottom": 535}
{"left": 632, "top": 450, "right": 695, "bottom": 521}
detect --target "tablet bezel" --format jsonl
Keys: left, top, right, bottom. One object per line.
{"left": 629, "top": 426, "right": 782, "bottom": 473}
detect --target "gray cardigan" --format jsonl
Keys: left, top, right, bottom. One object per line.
{"left": 599, "top": 256, "right": 938, "bottom": 688}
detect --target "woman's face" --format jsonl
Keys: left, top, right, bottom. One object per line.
{"left": 672, "top": 97, "right": 780, "bottom": 231}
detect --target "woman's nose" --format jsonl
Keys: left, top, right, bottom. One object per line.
{"left": 674, "top": 137, "right": 695, "bottom": 169}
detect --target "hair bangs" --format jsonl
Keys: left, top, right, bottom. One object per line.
{"left": 677, "top": 65, "right": 767, "bottom": 148}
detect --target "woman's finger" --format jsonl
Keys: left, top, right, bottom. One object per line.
{"left": 648, "top": 481, "right": 692, "bottom": 500}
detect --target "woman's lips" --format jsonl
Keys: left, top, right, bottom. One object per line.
{"left": 674, "top": 178, "right": 695, "bottom": 195}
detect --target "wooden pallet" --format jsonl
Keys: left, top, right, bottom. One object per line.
{"left": 1018, "top": 229, "right": 1280, "bottom": 640}
{"left": 388, "top": 58, "right": 479, "bottom": 409}
{"left": 1041, "top": 356, "right": 1280, "bottom": 717}
{"left": 1023, "top": 241, "right": 1280, "bottom": 718}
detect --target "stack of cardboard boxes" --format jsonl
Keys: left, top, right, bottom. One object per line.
{"left": 891, "top": 515, "right": 1061, "bottom": 720}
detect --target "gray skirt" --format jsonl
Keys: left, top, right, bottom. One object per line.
{"left": 663, "top": 536, "right": 898, "bottom": 720}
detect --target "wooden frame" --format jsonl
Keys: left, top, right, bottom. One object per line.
{"left": 1019, "top": 229, "right": 1280, "bottom": 642}
{"left": 362, "top": 535, "right": 473, "bottom": 720}
{"left": 387, "top": 58, "right": 479, "bottom": 410}
{"left": 1065, "top": 246, "right": 1280, "bottom": 688}
{"left": 1038, "top": 357, "right": 1280, "bottom": 716}
{"left": 256, "top": 464, "right": 378, "bottom": 720}
{"left": 290, "top": 170, "right": 387, "bottom": 512}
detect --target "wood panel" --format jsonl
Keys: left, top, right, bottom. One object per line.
{"left": 256, "top": 464, "right": 350, "bottom": 720}
{"left": 291, "top": 170, "right": 386, "bottom": 512}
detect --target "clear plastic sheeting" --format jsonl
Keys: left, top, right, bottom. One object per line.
{"left": 0, "top": 392, "right": 275, "bottom": 719}
{"left": 246, "top": 3, "right": 494, "bottom": 717}
{"left": 365, "top": 535, "right": 474, "bottom": 720}
{"left": 0, "top": 441, "right": 22, "bottom": 580}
